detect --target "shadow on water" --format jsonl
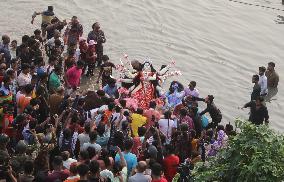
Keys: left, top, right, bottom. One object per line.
{"left": 275, "top": 15, "right": 284, "bottom": 24}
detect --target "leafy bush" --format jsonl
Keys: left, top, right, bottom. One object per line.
{"left": 192, "top": 119, "right": 284, "bottom": 182}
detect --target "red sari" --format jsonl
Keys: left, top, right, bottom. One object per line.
{"left": 131, "top": 72, "right": 155, "bottom": 110}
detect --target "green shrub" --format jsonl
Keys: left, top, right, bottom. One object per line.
{"left": 192, "top": 119, "right": 284, "bottom": 182}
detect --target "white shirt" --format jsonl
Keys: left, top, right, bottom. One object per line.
{"left": 17, "top": 72, "right": 31, "bottom": 87}
{"left": 258, "top": 74, "right": 268, "bottom": 95}
{"left": 81, "top": 142, "right": 102, "bottom": 153}
{"left": 185, "top": 88, "right": 199, "bottom": 98}
{"left": 63, "top": 158, "right": 77, "bottom": 170}
{"left": 78, "top": 133, "right": 90, "bottom": 148}
{"left": 158, "top": 119, "right": 175, "bottom": 141}
{"left": 46, "top": 37, "right": 64, "bottom": 48}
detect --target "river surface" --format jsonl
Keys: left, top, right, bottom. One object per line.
{"left": 1, "top": 0, "right": 283, "bottom": 131}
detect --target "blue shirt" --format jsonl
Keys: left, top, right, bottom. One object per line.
{"left": 115, "top": 152, "right": 137, "bottom": 175}
{"left": 103, "top": 84, "right": 118, "bottom": 98}
{"left": 0, "top": 43, "right": 11, "bottom": 63}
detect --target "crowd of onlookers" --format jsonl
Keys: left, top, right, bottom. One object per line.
{"left": 0, "top": 5, "right": 279, "bottom": 182}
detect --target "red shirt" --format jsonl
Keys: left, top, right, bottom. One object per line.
{"left": 66, "top": 66, "right": 82, "bottom": 88}
{"left": 163, "top": 155, "right": 180, "bottom": 182}
{"left": 152, "top": 178, "right": 168, "bottom": 182}
{"left": 47, "top": 169, "right": 70, "bottom": 182}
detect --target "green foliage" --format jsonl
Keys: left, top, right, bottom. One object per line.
{"left": 192, "top": 119, "right": 284, "bottom": 182}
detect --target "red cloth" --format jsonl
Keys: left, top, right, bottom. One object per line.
{"left": 131, "top": 73, "right": 155, "bottom": 110}
{"left": 66, "top": 66, "right": 82, "bottom": 88}
{"left": 152, "top": 178, "right": 168, "bottom": 182}
{"left": 163, "top": 155, "right": 180, "bottom": 182}
{"left": 47, "top": 170, "right": 70, "bottom": 182}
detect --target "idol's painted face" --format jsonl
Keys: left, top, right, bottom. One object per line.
{"left": 143, "top": 61, "right": 151, "bottom": 71}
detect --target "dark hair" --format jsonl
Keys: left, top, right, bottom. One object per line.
{"left": 149, "top": 101, "right": 157, "bottom": 109}
{"left": 77, "top": 163, "right": 89, "bottom": 177}
{"left": 87, "top": 147, "right": 97, "bottom": 159}
{"left": 169, "top": 81, "right": 184, "bottom": 94}
{"left": 164, "top": 110, "right": 172, "bottom": 119}
{"left": 89, "top": 160, "right": 100, "bottom": 174}
{"left": 54, "top": 39, "right": 62, "bottom": 47}
{"left": 138, "top": 126, "right": 147, "bottom": 137}
{"left": 151, "top": 162, "right": 163, "bottom": 177}
{"left": 24, "top": 84, "right": 34, "bottom": 94}
{"left": 21, "top": 63, "right": 30, "bottom": 70}
{"left": 34, "top": 29, "right": 41, "bottom": 35}
{"left": 124, "top": 138, "right": 134, "bottom": 151}
{"left": 253, "top": 74, "right": 259, "bottom": 81}
{"left": 84, "top": 123, "right": 91, "bottom": 134}
{"left": 2, "top": 75, "right": 11, "bottom": 84}
{"left": 77, "top": 60, "right": 85, "bottom": 67}
{"left": 63, "top": 128, "right": 72, "bottom": 140}
{"left": 30, "top": 98, "right": 40, "bottom": 106}
{"left": 89, "top": 131, "right": 98, "bottom": 142}
{"left": 97, "top": 90, "right": 105, "bottom": 96}
{"left": 92, "top": 22, "right": 99, "bottom": 29}
{"left": 208, "top": 95, "right": 214, "bottom": 103}
{"left": 268, "top": 62, "right": 275, "bottom": 67}
{"left": 48, "top": 6, "right": 54, "bottom": 11}
{"left": 179, "top": 108, "right": 188, "bottom": 117}
{"left": 61, "top": 151, "right": 69, "bottom": 161}
{"left": 136, "top": 108, "right": 143, "bottom": 115}
{"left": 108, "top": 102, "right": 115, "bottom": 111}
{"left": 259, "top": 66, "right": 266, "bottom": 72}
{"left": 190, "top": 81, "right": 197, "bottom": 87}
{"left": 96, "top": 123, "right": 105, "bottom": 136}
{"left": 6, "top": 70, "right": 15, "bottom": 77}
{"left": 53, "top": 156, "right": 63, "bottom": 166}
{"left": 24, "top": 160, "right": 34, "bottom": 174}
{"left": 22, "top": 35, "right": 30, "bottom": 43}
{"left": 54, "top": 64, "right": 62, "bottom": 73}
{"left": 79, "top": 150, "right": 90, "bottom": 161}
{"left": 119, "top": 100, "right": 126, "bottom": 108}
{"left": 102, "top": 55, "right": 109, "bottom": 61}
{"left": 115, "top": 105, "right": 121, "bottom": 113}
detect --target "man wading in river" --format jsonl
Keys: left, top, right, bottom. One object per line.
{"left": 31, "top": 6, "right": 55, "bottom": 38}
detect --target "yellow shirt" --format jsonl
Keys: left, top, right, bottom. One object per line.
{"left": 131, "top": 113, "right": 147, "bottom": 137}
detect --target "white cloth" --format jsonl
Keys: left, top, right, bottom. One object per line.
{"left": 17, "top": 72, "right": 31, "bottom": 87}
{"left": 259, "top": 74, "right": 268, "bottom": 95}
{"left": 158, "top": 119, "right": 175, "bottom": 141}
{"left": 78, "top": 133, "right": 90, "bottom": 149}
{"left": 81, "top": 142, "right": 102, "bottom": 153}
{"left": 46, "top": 37, "right": 64, "bottom": 48}
{"left": 63, "top": 158, "right": 77, "bottom": 170}
{"left": 184, "top": 88, "right": 200, "bottom": 97}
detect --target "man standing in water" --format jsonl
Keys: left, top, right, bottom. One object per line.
{"left": 87, "top": 22, "right": 106, "bottom": 67}
{"left": 31, "top": 6, "right": 55, "bottom": 37}
{"left": 258, "top": 66, "right": 267, "bottom": 96}
{"left": 251, "top": 75, "right": 261, "bottom": 101}
{"left": 265, "top": 62, "right": 279, "bottom": 101}
{"left": 64, "top": 16, "right": 83, "bottom": 47}
{"left": 199, "top": 95, "right": 222, "bottom": 129}
{"left": 242, "top": 96, "right": 269, "bottom": 125}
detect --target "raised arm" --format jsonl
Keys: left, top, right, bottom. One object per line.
{"left": 31, "top": 11, "right": 42, "bottom": 24}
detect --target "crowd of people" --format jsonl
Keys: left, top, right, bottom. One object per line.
{"left": 0, "top": 5, "right": 280, "bottom": 182}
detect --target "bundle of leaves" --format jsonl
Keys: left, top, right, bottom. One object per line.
{"left": 192, "top": 119, "right": 284, "bottom": 182}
